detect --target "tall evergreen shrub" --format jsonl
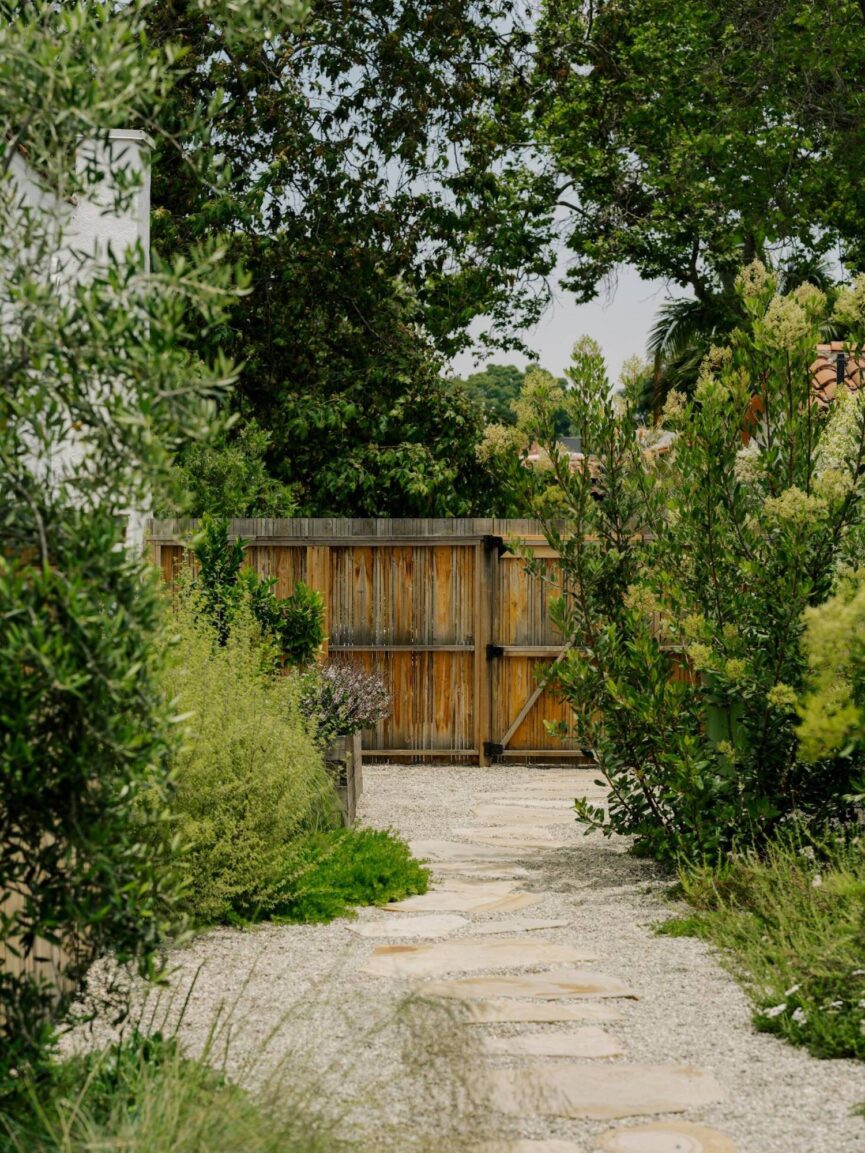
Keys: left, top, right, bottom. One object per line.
{"left": 525, "top": 269, "right": 865, "bottom": 861}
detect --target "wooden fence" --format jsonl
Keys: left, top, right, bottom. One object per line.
{"left": 147, "top": 518, "right": 587, "bottom": 766}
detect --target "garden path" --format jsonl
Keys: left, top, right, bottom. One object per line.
{"left": 145, "top": 765, "right": 864, "bottom": 1153}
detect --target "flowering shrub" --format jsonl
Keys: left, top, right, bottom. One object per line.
{"left": 525, "top": 273, "right": 865, "bottom": 862}
{"left": 300, "top": 663, "right": 391, "bottom": 747}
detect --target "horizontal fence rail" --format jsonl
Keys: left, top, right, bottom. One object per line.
{"left": 147, "top": 518, "right": 588, "bottom": 766}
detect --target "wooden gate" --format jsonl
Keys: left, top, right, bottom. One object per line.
{"left": 147, "top": 518, "right": 585, "bottom": 765}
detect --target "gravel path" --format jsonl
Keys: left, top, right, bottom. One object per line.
{"left": 95, "top": 764, "right": 864, "bottom": 1153}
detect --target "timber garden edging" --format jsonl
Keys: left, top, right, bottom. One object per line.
{"left": 147, "top": 518, "right": 587, "bottom": 766}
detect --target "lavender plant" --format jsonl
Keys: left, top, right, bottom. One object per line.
{"left": 301, "top": 664, "right": 391, "bottom": 747}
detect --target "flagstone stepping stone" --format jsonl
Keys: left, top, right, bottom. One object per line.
{"left": 483, "top": 1026, "right": 624, "bottom": 1059}
{"left": 455, "top": 828, "right": 570, "bottom": 849}
{"left": 472, "top": 804, "right": 577, "bottom": 826}
{"left": 484, "top": 1064, "right": 723, "bottom": 1120}
{"left": 422, "top": 970, "right": 635, "bottom": 1001}
{"left": 362, "top": 936, "right": 596, "bottom": 977}
{"left": 493, "top": 797, "right": 576, "bottom": 808}
{"left": 432, "top": 862, "right": 531, "bottom": 879}
{"left": 595, "top": 1121, "right": 738, "bottom": 1153}
{"left": 346, "top": 914, "right": 467, "bottom": 939}
{"left": 434, "top": 878, "right": 519, "bottom": 895}
{"left": 469, "top": 918, "right": 570, "bottom": 935}
{"left": 471, "top": 1142, "right": 583, "bottom": 1153}
{"left": 463, "top": 999, "right": 622, "bottom": 1023}
{"left": 387, "top": 888, "right": 543, "bottom": 914}
{"left": 410, "top": 839, "right": 520, "bottom": 862}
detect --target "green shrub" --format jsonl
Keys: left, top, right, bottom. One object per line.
{"left": 270, "top": 828, "right": 430, "bottom": 924}
{"left": 666, "top": 838, "right": 865, "bottom": 1060}
{"left": 0, "top": 510, "right": 183, "bottom": 1084}
{"left": 193, "top": 516, "right": 325, "bottom": 666}
{"left": 525, "top": 268, "right": 865, "bottom": 862}
{"left": 156, "top": 591, "right": 338, "bottom": 924}
{"left": 0, "top": 1031, "right": 354, "bottom": 1153}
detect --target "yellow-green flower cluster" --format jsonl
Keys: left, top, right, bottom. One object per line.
{"left": 736, "top": 260, "right": 775, "bottom": 300}
{"left": 763, "top": 486, "right": 828, "bottom": 525}
{"left": 766, "top": 682, "right": 798, "bottom": 711}
{"left": 688, "top": 642, "right": 713, "bottom": 671}
{"left": 791, "top": 282, "right": 827, "bottom": 318}
{"left": 661, "top": 389, "right": 688, "bottom": 426}
{"left": 813, "top": 468, "right": 853, "bottom": 505}
{"left": 623, "top": 583, "right": 660, "bottom": 617}
{"left": 832, "top": 274, "right": 865, "bottom": 328}
{"left": 759, "top": 296, "right": 812, "bottom": 352}
{"left": 724, "top": 657, "right": 748, "bottom": 683}
{"left": 815, "top": 386, "right": 865, "bottom": 476}
{"left": 734, "top": 441, "right": 762, "bottom": 486}
{"left": 682, "top": 612, "right": 707, "bottom": 639}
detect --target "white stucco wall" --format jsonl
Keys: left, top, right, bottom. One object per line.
{"left": 10, "top": 130, "right": 152, "bottom": 550}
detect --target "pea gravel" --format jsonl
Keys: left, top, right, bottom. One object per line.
{"left": 70, "top": 764, "right": 864, "bottom": 1152}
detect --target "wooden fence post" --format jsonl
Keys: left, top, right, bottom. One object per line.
{"left": 305, "top": 544, "right": 331, "bottom": 660}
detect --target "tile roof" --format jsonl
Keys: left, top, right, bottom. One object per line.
{"left": 811, "top": 342, "right": 865, "bottom": 408}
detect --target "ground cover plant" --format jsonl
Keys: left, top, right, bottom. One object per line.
{"left": 270, "top": 828, "right": 430, "bottom": 924}
{"left": 659, "top": 838, "right": 865, "bottom": 1061}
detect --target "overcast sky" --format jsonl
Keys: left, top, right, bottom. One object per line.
{"left": 450, "top": 265, "right": 673, "bottom": 386}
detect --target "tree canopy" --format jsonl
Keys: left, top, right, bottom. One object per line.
{"left": 145, "top": 0, "right": 555, "bottom": 516}
{"left": 534, "top": 0, "right": 865, "bottom": 303}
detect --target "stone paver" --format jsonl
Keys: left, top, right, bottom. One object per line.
{"left": 431, "top": 862, "right": 531, "bottom": 878}
{"left": 388, "top": 888, "right": 543, "bottom": 913}
{"left": 472, "top": 1142, "right": 583, "bottom": 1153}
{"left": 455, "top": 827, "right": 570, "bottom": 848}
{"left": 346, "top": 913, "right": 467, "bottom": 939}
{"left": 362, "top": 936, "right": 596, "bottom": 977}
{"left": 421, "top": 969, "right": 636, "bottom": 1000}
{"left": 483, "top": 1026, "right": 625, "bottom": 1059}
{"left": 595, "top": 1121, "right": 739, "bottom": 1152}
{"left": 463, "top": 999, "right": 622, "bottom": 1024}
{"left": 410, "top": 839, "right": 520, "bottom": 862}
{"left": 471, "top": 804, "right": 579, "bottom": 826}
{"left": 469, "top": 918, "right": 571, "bottom": 935}
{"left": 484, "top": 1063, "right": 724, "bottom": 1120}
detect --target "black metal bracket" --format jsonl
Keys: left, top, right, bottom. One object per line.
{"left": 483, "top": 741, "right": 505, "bottom": 758}
{"left": 482, "top": 534, "right": 509, "bottom": 556}
{"left": 486, "top": 643, "right": 505, "bottom": 660}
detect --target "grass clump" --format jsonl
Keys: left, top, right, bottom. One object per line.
{"left": 156, "top": 590, "right": 339, "bottom": 925}
{"left": 271, "top": 828, "right": 430, "bottom": 923}
{"left": 664, "top": 837, "right": 865, "bottom": 1060}
{"left": 0, "top": 1032, "right": 352, "bottom": 1153}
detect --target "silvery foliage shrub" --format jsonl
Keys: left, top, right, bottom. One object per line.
{"left": 301, "top": 664, "right": 391, "bottom": 746}
{"left": 523, "top": 269, "right": 865, "bottom": 863}
{"left": 0, "top": 0, "right": 249, "bottom": 1080}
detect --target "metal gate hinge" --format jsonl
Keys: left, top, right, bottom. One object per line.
{"left": 482, "top": 534, "right": 509, "bottom": 556}
{"left": 483, "top": 741, "right": 504, "bottom": 758}
{"left": 486, "top": 643, "right": 504, "bottom": 659}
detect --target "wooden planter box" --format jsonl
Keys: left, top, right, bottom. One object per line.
{"left": 324, "top": 732, "right": 363, "bottom": 825}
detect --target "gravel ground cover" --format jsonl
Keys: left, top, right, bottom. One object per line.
{"left": 73, "top": 763, "right": 864, "bottom": 1152}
